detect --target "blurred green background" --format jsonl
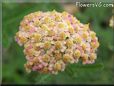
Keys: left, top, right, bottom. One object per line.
{"left": 2, "top": 2, "right": 114, "bottom": 84}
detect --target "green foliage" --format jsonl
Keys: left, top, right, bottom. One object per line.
{"left": 2, "top": 3, "right": 114, "bottom": 84}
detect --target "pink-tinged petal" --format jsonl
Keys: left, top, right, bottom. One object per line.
{"left": 72, "top": 24, "right": 76, "bottom": 28}
{"left": 29, "top": 28, "right": 35, "bottom": 33}
{"left": 76, "top": 46, "right": 84, "bottom": 55}
{"left": 48, "top": 67, "right": 53, "bottom": 71}
{"left": 93, "top": 39, "right": 97, "bottom": 42}
{"left": 15, "top": 37, "right": 19, "bottom": 42}
{"left": 32, "top": 65, "right": 38, "bottom": 71}
{"left": 53, "top": 36, "right": 57, "bottom": 40}
{"left": 42, "top": 62, "right": 48, "bottom": 67}
{"left": 28, "top": 45, "right": 33, "bottom": 49}
{"left": 38, "top": 64, "right": 43, "bottom": 69}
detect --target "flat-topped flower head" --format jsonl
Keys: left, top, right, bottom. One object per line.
{"left": 15, "top": 10, "right": 99, "bottom": 74}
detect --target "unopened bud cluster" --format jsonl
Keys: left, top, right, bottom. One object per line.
{"left": 15, "top": 10, "right": 99, "bottom": 74}
{"left": 109, "top": 16, "right": 114, "bottom": 28}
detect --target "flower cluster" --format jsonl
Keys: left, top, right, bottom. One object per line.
{"left": 15, "top": 10, "right": 99, "bottom": 74}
